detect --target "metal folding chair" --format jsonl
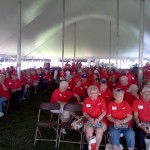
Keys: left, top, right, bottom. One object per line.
{"left": 34, "top": 102, "right": 60, "bottom": 147}
{"left": 57, "top": 103, "right": 83, "bottom": 150}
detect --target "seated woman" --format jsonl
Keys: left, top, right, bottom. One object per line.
{"left": 50, "top": 81, "right": 80, "bottom": 133}
{"left": 132, "top": 86, "right": 150, "bottom": 150}
{"left": 82, "top": 85, "right": 107, "bottom": 150}
{"left": 0, "top": 74, "right": 10, "bottom": 117}
{"left": 107, "top": 88, "right": 135, "bottom": 150}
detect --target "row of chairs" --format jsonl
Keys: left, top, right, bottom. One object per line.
{"left": 34, "top": 102, "right": 101, "bottom": 150}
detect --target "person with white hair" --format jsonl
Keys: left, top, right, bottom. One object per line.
{"left": 125, "top": 84, "right": 139, "bottom": 106}
{"left": 107, "top": 88, "right": 135, "bottom": 150}
{"left": 50, "top": 81, "right": 80, "bottom": 134}
{"left": 83, "top": 85, "right": 107, "bottom": 150}
{"left": 132, "top": 86, "right": 150, "bottom": 150}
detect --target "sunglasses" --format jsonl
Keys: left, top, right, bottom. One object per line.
{"left": 115, "top": 88, "right": 124, "bottom": 92}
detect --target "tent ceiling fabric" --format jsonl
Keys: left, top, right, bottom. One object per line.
{"left": 0, "top": 0, "right": 150, "bottom": 59}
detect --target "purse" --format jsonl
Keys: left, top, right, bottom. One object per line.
{"left": 71, "top": 116, "right": 84, "bottom": 130}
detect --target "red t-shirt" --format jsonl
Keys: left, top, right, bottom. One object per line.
{"left": 107, "top": 100, "right": 132, "bottom": 127}
{"left": 82, "top": 97, "right": 107, "bottom": 125}
{"left": 73, "top": 86, "right": 85, "bottom": 97}
{"left": 31, "top": 74, "right": 39, "bottom": 82}
{"left": 98, "top": 88, "right": 113, "bottom": 105}
{"left": 114, "top": 83, "right": 130, "bottom": 93}
{"left": 8, "top": 79, "right": 22, "bottom": 90}
{"left": 50, "top": 89, "right": 74, "bottom": 103}
{"left": 124, "top": 92, "right": 139, "bottom": 106}
{"left": 132, "top": 99, "right": 150, "bottom": 122}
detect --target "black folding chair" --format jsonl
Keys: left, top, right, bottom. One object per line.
{"left": 34, "top": 102, "right": 60, "bottom": 147}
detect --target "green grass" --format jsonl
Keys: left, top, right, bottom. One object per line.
{"left": 0, "top": 89, "right": 84, "bottom": 150}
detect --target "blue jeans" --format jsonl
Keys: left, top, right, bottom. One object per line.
{"left": 109, "top": 125, "right": 135, "bottom": 148}
{"left": 0, "top": 97, "right": 7, "bottom": 112}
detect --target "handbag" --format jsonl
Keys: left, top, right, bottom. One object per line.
{"left": 71, "top": 116, "right": 84, "bottom": 130}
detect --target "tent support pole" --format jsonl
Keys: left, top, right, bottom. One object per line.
{"left": 74, "top": 22, "right": 76, "bottom": 63}
{"left": 62, "top": 0, "right": 65, "bottom": 69}
{"left": 138, "top": 0, "right": 144, "bottom": 89}
{"left": 116, "top": 0, "right": 119, "bottom": 68}
{"left": 17, "top": 0, "right": 21, "bottom": 79}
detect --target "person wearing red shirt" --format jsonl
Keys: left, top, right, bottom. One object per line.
{"left": 0, "top": 74, "right": 10, "bottom": 117}
{"left": 51, "top": 81, "right": 80, "bottom": 134}
{"left": 30, "top": 70, "right": 39, "bottom": 94}
{"left": 125, "top": 84, "right": 139, "bottom": 106}
{"left": 83, "top": 85, "right": 107, "bottom": 150}
{"left": 132, "top": 87, "right": 150, "bottom": 150}
{"left": 114, "top": 75, "right": 131, "bottom": 92}
{"left": 60, "top": 69, "right": 65, "bottom": 81}
{"left": 98, "top": 79, "right": 113, "bottom": 105}
{"left": 72, "top": 78, "right": 85, "bottom": 102}
{"left": 9, "top": 72, "right": 22, "bottom": 110}
{"left": 107, "top": 88, "right": 135, "bottom": 150}
{"left": 81, "top": 73, "right": 90, "bottom": 94}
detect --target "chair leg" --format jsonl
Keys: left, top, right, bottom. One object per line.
{"left": 37, "top": 128, "right": 42, "bottom": 138}
{"left": 80, "top": 132, "right": 83, "bottom": 150}
{"left": 34, "top": 127, "right": 38, "bottom": 145}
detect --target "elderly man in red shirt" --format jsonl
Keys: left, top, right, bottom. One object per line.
{"left": 50, "top": 81, "right": 80, "bottom": 134}
{"left": 132, "top": 86, "right": 150, "bottom": 150}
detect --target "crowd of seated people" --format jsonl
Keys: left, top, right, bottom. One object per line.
{"left": 0, "top": 61, "right": 150, "bottom": 150}
{"left": 0, "top": 66, "right": 53, "bottom": 117}
{"left": 49, "top": 62, "right": 150, "bottom": 150}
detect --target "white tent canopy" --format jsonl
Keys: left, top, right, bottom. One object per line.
{"left": 0, "top": 0, "right": 150, "bottom": 60}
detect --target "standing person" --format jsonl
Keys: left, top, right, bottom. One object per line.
{"left": 83, "top": 85, "right": 107, "bottom": 150}
{"left": 132, "top": 86, "right": 150, "bottom": 150}
{"left": 107, "top": 88, "right": 135, "bottom": 150}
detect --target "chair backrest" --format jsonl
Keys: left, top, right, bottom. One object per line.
{"left": 40, "top": 102, "right": 60, "bottom": 111}
{"left": 63, "top": 103, "right": 82, "bottom": 112}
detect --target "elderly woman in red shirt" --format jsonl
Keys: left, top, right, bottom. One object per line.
{"left": 82, "top": 85, "right": 107, "bottom": 150}
{"left": 107, "top": 88, "right": 135, "bottom": 150}
{"left": 132, "top": 86, "right": 150, "bottom": 150}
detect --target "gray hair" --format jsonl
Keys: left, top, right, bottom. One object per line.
{"left": 87, "top": 85, "right": 99, "bottom": 96}
{"left": 59, "top": 81, "right": 69, "bottom": 88}
{"left": 113, "top": 88, "right": 125, "bottom": 96}
{"left": 127, "top": 84, "right": 139, "bottom": 92}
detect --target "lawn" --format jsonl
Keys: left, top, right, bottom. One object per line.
{"left": 0, "top": 88, "right": 108, "bottom": 150}
{"left": 0, "top": 89, "right": 79, "bottom": 150}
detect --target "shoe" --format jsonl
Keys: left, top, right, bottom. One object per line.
{"left": 21, "top": 97, "right": 26, "bottom": 100}
{"left": 61, "top": 129, "right": 67, "bottom": 134}
{"left": 0, "top": 112, "right": 4, "bottom": 117}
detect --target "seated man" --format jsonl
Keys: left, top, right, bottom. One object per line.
{"left": 50, "top": 81, "right": 80, "bottom": 133}
{"left": 132, "top": 86, "right": 150, "bottom": 150}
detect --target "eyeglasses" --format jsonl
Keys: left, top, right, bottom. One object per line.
{"left": 115, "top": 88, "right": 124, "bottom": 92}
